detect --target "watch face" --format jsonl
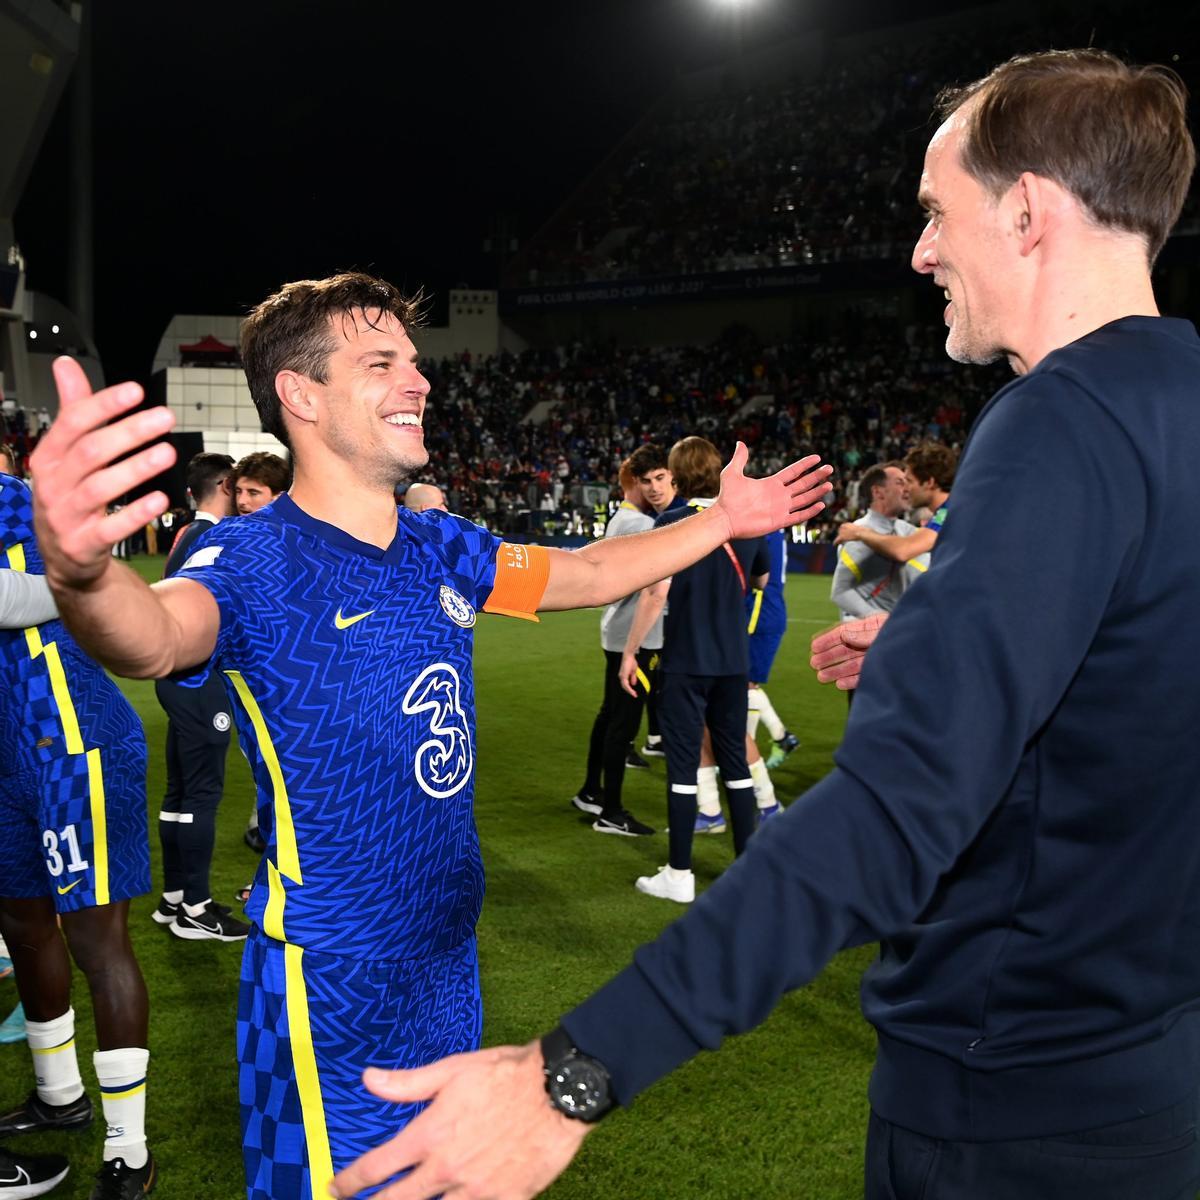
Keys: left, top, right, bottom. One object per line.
{"left": 550, "top": 1058, "right": 608, "bottom": 1119}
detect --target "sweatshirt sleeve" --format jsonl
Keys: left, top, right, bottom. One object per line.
{"left": 0, "top": 570, "right": 58, "bottom": 628}
{"left": 563, "top": 369, "right": 1146, "bottom": 1103}
{"left": 830, "top": 541, "right": 875, "bottom": 618}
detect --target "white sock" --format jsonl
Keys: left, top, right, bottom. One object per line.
{"left": 697, "top": 766, "right": 721, "bottom": 817}
{"left": 746, "top": 707, "right": 761, "bottom": 738}
{"left": 162, "top": 890, "right": 183, "bottom": 906}
{"left": 94, "top": 1047, "right": 149, "bottom": 1168}
{"left": 663, "top": 866, "right": 693, "bottom": 882}
{"left": 26, "top": 1008, "right": 84, "bottom": 1106}
{"left": 750, "top": 758, "right": 777, "bottom": 808}
{"left": 182, "top": 898, "right": 211, "bottom": 917}
{"left": 749, "top": 687, "right": 786, "bottom": 742}
{"left": 645, "top": 734, "right": 662, "bottom": 747}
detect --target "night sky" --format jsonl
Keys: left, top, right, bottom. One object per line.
{"left": 10, "top": 0, "right": 1186, "bottom": 382}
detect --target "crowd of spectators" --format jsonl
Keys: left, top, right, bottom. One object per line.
{"left": 512, "top": 5, "right": 1198, "bottom": 287}
{"left": 422, "top": 317, "right": 1005, "bottom": 537}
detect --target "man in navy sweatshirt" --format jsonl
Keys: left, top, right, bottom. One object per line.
{"left": 333, "top": 49, "right": 1200, "bottom": 1200}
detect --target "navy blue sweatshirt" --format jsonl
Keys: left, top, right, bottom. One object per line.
{"left": 564, "top": 317, "right": 1200, "bottom": 1141}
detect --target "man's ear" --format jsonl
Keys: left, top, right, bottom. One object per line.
{"left": 276, "top": 370, "right": 318, "bottom": 429}
{"left": 1012, "top": 171, "right": 1053, "bottom": 258}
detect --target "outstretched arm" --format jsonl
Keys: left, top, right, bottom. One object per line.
{"left": 538, "top": 445, "right": 831, "bottom": 611}
{"left": 836, "top": 522, "right": 937, "bottom": 564}
{"left": 30, "top": 357, "right": 220, "bottom": 678}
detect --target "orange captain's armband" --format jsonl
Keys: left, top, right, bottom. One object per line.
{"left": 482, "top": 542, "right": 550, "bottom": 622}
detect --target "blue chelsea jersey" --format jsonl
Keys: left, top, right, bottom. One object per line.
{"left": 174, "top": 495, "right": 503, "bottom": 961}
{"left": 0, "top": 473, "right": 143, "bottom": 777}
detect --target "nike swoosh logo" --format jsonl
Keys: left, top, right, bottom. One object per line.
{"left": 334, "top": 607, "right": 375, "bottom": 630}
{"left": 56, "top": 880, "right": 81, "bottom": 895}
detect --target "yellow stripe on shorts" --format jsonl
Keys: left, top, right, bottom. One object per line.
{"left": 87, "top": 749, "right": 109, "bottom": 906}
{"left": 284, "top": 944, "right": 334, "bottom": 1196}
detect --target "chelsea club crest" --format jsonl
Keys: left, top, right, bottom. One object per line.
{"left": 439, "top": 585, "right": 476, "bottom": 629}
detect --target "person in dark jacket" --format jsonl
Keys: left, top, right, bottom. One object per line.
{"left": 151, "top": 452, "right": 249, "bottom": 942}
{"left": 618, "top": 437, "right": 768, "bottom": 902}
{"left": 332, "top": 49, "right": 1200, "bottom": 1200}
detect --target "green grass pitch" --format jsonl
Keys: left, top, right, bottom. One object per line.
{"left": 3, "top": 566, "right": 876, "bottom": 1199}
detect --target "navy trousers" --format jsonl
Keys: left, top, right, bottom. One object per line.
{"left": 865, "top": 1094, "right": 1200, "bottom": 1200}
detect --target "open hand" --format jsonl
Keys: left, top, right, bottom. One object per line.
{"left": 329, "top": 1042, "right": 590, "bottom": 1200}
{"left": 810, "top": 613, "right": 889, "bottom": 690}
{"left": 712, "top": 443, "right": 832, "bottom": 542}
{"left": 31, "top": 358, "right": 176, "bottom": 590}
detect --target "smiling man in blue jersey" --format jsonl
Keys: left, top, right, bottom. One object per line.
{"left": 27, "top": 271, "right": 831, "bottom": 1200}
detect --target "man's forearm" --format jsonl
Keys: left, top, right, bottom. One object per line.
{"left": 858, "top": 527, "right": 936, "bottom": 563}
{"left": 622, "top": 586, "right": 669, "bottom": 656}
{"left": 49, "top": 561, "right": 195, "bottom": 679}
{"left": 543, "top": 506, "right": 731, "bottom": 611}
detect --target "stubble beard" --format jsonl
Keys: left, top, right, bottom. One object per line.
{"left": 945, "top": 313, "right": 1004, "bottom": 367}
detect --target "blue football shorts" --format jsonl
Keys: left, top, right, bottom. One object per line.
{"left": 239, "top": 927, "right": 482, "bottom": 1200}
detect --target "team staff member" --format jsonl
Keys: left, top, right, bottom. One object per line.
{"left": 0, "top": 472, "right": 156, "bottom": 1200}
{"left": 572, "top": 444, "right": 676, "bottom": 837}
{"left": 830, "top": 461, "right": 920, "bottom": 622}
{"left": 29, "top": 271, "right": 831, "bottom": 1200}
{"left": 619, "top": 437, "right": 769, "bottom": 903}
{"left": 836, "top": 442, "right": 956, "bottom": 564}
{"left": 151, "top": 452, "right": 248, "bottom": 942}
{"left": 333, "top": 51, "right": 1200, "bottom": 1200}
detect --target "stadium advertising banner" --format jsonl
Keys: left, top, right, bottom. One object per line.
{"left": 500, "top": 258, "right": 912, "bottom": 313}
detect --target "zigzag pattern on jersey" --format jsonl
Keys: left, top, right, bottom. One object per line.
{"left": 178, "top": 506, "right": 501, "bottom": 961}
{"left": 239, "top": 931, "right": 480, "bottom": 1199}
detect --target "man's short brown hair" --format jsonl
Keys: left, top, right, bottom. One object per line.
{"left": 668, "top": 437, "right": 722, "bottom": 500}
{"left": 626, "top": 443, "right": 669, "bottom": 480}
{"left": 241, "top": 272, "right": 425, "bottom": 449}
{"left": 939, "top": 49, "right": 1195, "bottom": 262}
{"left": 234, "top": 451, "right": 291, "bottom": 496}
{"left": 905, "top": 443, "right": 957, "bottom": 492}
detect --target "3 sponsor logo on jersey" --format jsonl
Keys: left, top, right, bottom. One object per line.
{"left": 438, "top": 585, "right": 476, "bottom": 628}
{"left": 402, "top": 663, "right": 474, "bottom": 798}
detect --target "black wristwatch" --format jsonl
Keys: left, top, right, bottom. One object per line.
{"left": 540, "top": 1026, "right": 615, "bottom": 1123}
